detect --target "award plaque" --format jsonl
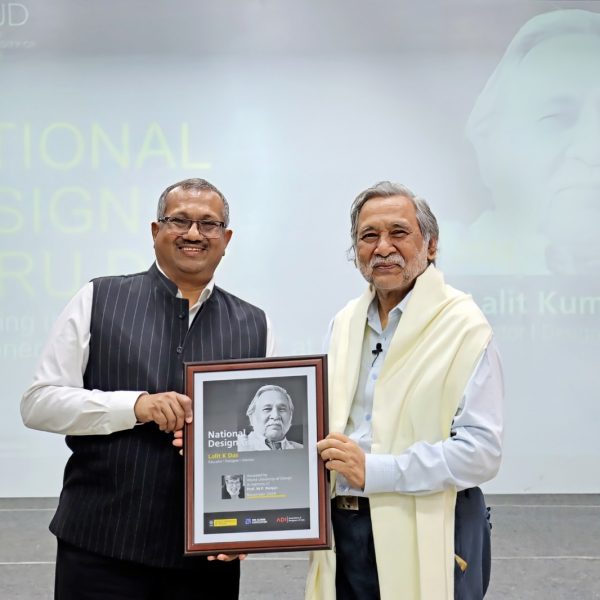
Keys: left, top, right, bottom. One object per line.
{"left": 184, "top": 355, "right": 331, "bottom": 554}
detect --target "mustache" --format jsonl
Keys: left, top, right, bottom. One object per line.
{"left": 370, "top": 254, "right": 405, "bottom": 268}
{"left": 177, "top": 240, "right": 208, "bottom": 249}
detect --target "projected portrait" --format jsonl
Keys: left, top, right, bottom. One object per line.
{"left": 221, "top": 474, "right": 245, "bottom": 500}
{"left": 463, "top": 9, "right": 600, "bottom": 274}
{"left": 237, "top": 385, "right": 304, "bottom": 451}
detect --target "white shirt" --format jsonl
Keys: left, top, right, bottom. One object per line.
{"left": 333, "top": 290, "right": 504, "bottom": 496}
{"left": 21, "top": 266, "right": 276, "bottom": 436}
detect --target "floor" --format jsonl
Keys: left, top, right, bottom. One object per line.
{"left": 1, "top": 495, "right": 599, "bottom": 599}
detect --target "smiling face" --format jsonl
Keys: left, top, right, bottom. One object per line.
{"left": 249, "top": 390, "right": 293, "bottom": 442}
{"left": 355, "top": 195, "right": 436, "bottom": 301}
{"left": 490, "top": 35, "right": 600, "bottom": 203}
{"left": 151, "top": 186, "right": 232, "bottom": 289}
{"left": 475, "top": 34, "right": 600, "bottom": 272}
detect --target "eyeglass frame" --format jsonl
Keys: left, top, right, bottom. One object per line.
{"left": 157, "top": 216, "right": 226, "bottom": 238}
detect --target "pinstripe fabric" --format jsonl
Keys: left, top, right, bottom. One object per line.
{"left": 49, "top": 263, "right": 267, "bottom": 569}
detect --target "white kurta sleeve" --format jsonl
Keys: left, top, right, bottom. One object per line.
{"left": 20, "top": 283, "right": 142, "bottom": 436}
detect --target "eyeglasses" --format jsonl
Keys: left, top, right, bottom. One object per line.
{"left": 158, "top": 216, "right": 226, "bottom": 238}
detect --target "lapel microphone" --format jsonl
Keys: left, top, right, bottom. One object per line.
{"left": 371, "top": 342, "right": 383, "bottom": 366}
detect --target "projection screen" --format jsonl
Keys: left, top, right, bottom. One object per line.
{"left": 1, "top": 1, "right": 599, "bottom": 495}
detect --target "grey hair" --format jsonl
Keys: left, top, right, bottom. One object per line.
{"left": 156, "top": 178, "right": 230, "bottom": 227}
{"left": 224, "top": 474, "right": 243, "bottom": 483}
{"left": 348, "top": 181, "right": 439, "bottom": 264}
{"left": 246, "top": 385, "right": 294, "bottom": 417}
{"left": 467, "top": 9, "right": 600, "bottom": 152}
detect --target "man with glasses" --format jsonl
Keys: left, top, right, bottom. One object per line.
{"left": 21, "top": 178, "right": 274, "bottom": 600}
{"left": 222, "top": 474, "right": 245, "bottom": 499}
{"left": 306, "top": 182, "right": 503, "bottom": 600}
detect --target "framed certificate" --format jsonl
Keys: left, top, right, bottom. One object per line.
{"left": 184, "top": 355, "right": 331, "bottom": 555}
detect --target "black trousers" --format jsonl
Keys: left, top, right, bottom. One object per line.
{"left": 331, "top": 488, "right": 492, "bottom": 600}
{"left": 454, "top": 487, "right": 491, "bottom": 600}
{"left": 331, "top": 497, "right": 380, "bottom": 600}
{"left": 54, "top": 539, "right": 240, "bottom": 600}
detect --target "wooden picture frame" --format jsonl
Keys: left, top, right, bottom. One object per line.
{"left": 184, "top": 355, "right": 331, "bottom": 555}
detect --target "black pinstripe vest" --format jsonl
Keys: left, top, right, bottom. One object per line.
{"left": 49, "top": 264, "right": 267, "bottom": 568}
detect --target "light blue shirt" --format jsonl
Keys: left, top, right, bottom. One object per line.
{"left": 333, "top": 289, "right": 504, "bottom": 497}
